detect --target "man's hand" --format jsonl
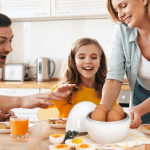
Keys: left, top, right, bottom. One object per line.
{"left": 21, "top": 84, "right": 76, "bottom": 109}
{"left": 0, "top": 110, "right": 15, "bottom": 121}
{"left": 55, "top": 84, "right": 76, "bottom": 96}
{"left": 128, "top": 106, "right": 142, "bottom": 129}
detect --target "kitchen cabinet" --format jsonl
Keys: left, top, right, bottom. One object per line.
{"left": 1, "top": 0, "right": 108, "bottom": 21}
{"left": 51, "top": 0, "right": 108, "bottom": 17}
{"left": 0, "top": 88, "right": 40, "bottom": 121}
{"left": 0, "top": 0, "right": 50, "bottom": 18}
{"left": 40, "top": 89, "right": 51, "bottom": 93}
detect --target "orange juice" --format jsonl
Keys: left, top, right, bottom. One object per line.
{"left": 10, "top": 116, "right": 29, "bottom": 138}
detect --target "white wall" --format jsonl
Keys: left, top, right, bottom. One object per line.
{"left": 9, "top": 19, "right": 116, "bottom": 78}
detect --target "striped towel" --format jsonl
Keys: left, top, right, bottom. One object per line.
{"left": 77, "top": 129, "right": 150, "bottom": 149}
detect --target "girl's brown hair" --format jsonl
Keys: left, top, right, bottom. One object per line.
{"left": 106, "top": 0, "right": 150, "bottom": 23}
{"left": 60, "top": 38, "right": 107, "bottom": 104}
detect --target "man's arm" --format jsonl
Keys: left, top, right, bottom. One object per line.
{"left": 0, "top": 96, "right": 20, "bottom": 111}
{"left": 100, "top": 79, "right": 122, "bottom": 109}
{"left": 0, "top": 93, "right": 59, "bottom": 111}
{"left": 0, "top": 84, "right": 76, "bottom": 111}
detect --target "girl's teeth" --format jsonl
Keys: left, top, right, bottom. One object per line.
{"left": 83, "top": 68, "right": 92, "bottom": 70}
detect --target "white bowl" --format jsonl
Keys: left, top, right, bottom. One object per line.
{"left": 85, "top": 112, "right": 130, "bottom": 144}
{"left": 66, "top": 101, "right": 96, "bottom": 133}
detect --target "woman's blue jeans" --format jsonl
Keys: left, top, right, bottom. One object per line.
{"left": 133, "top": 80, "right": 150, "bottom": 124}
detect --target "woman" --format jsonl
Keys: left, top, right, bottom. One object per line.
{"left": 100, "top": 0, "right": 150, "bottom": 128}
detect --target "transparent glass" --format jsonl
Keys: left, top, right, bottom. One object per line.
{"left": 10, "top": 116, "right": 29, "bottom": 138}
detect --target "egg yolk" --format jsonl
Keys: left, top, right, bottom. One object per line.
{"left": 71, "top": 139, "right": 83, "bottom": 144}
{"left": 78, "top": 144, "right": 89, "bottom": 148}
{"left": 55, "top": 145, "right": 69, "bottom": 149}
{"left": 52, "top": 134, "right": 63, "bottom": 138}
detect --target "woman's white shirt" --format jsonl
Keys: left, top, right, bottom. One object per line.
{"left": 137, "top": 55, "right": 150, "bottom": 90}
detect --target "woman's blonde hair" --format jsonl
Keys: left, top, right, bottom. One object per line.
{"left": 106, "top": 0, "right": 150, "bottom": 23}
{"left": 60, "top": 38, "right": 107, "bottom": 104}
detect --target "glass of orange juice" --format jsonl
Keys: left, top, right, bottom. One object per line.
{"left": 10, "top": 116, "right": 29, "bottom": 138}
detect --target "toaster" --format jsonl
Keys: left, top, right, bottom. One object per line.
{"left": 3, "top": 63, "right": 31, "bottom": 81}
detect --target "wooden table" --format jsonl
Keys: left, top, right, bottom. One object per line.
{"left": 0, "top": 122, "right": 65, "bottom": 150}
{"left": 0, "top": 122, "right": 149, "bottom": 150}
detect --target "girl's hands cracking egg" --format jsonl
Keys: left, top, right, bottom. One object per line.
{"left": 49, "top": 134, "right": 65, "bottom": 144}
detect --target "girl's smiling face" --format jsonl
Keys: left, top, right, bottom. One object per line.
{"left": 75, "top": 44, "right": 100, "bottom": 83}
{"left": 112, "top": 0, "right": 148, "bottom": 28}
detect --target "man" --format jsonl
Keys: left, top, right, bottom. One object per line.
{"left": 0, "top": 13, "right": 75, "bottom": 121}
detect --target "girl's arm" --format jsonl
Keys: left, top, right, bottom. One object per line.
{"left": 100, "top": 79, "right": 122, "bottom": 109}
{"left": 129, "top": 97, "right": 150, "bottom": 128}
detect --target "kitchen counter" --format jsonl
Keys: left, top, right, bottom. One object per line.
{"left": 0, "top": 80, "right": 130, "bottom": 90}
{"left": 0, "top": 80, "right": 59, "bottom": 89}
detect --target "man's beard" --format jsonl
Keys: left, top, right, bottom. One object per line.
{"left": 0, "top": 62, "right": 5, "bottom": 68}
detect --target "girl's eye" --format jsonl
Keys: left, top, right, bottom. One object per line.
{"left": 0, "top": 41, "right": 4, "bottom": 44}
{"left": 10, "top": 40, "right": 13, "bottom": 43}
{"left": 79, "top": 57, "right": 84, "bottom": 59}
{"left": 91, "top": 57, "right": 97, "bottom": 59}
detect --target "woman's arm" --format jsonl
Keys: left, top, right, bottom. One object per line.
{"left": 100, "top": 79, "right": 122, "bottom": 109}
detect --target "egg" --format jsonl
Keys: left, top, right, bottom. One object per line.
{"left": 107, "top": 109, "right": 122, "bottom": 122}
{"left": 91, "top": 108, "right": 106, "bottom": 121}
{"left": 95, "top": 104, "right": 108, "bottom": 114}
{"left": 65, "top": 138, "right": 84, "bottom": 148}
{"left": 112, "top": 105, "right": 124, "bottom": 119}
{"left": 49, "top": 134, "right": 65, "bottom": 144}
{"left": 76, "top": 144, "right": 96, "bottom": 150}
{"left": 49, "top": 144, "right": 70, "bottom": 150}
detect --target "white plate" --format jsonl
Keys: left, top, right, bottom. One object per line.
{"left": 44, "top": 118, "right": 67, "bottom": 129}
{"left": 0, "top": 122, "right": 34, "bottom": 134}
{"left": 138, "top": 124, "right": 150, "bottom": 134}
{"left": 29, "top": 123, "right": 34, "bottom": 128}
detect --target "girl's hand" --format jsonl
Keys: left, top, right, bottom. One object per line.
{"left": 55, "top": 84, "right": 76, "bottom": 97}
{"left": 128, "top": 106, "right": 142, "bottom": 129}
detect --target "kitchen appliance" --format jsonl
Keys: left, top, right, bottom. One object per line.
{"left": 118, "top": 90, "right": 130, "bottom": 107}
{"left": 3, "top": 63, "right": 30, "bottom": 81}
{"left": 66, "top": 101, "right": 96, "bottom": 133}
{"left": 36, "top": 57, "right": 55, "bottom": 82}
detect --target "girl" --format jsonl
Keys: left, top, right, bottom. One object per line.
{"left": 47, "top": 38, "right": 119, "bottom": 118}
{"left": 101, "top": 0, "right": 150, "bottom": 128}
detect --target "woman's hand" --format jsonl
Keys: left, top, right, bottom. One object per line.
{"left": 128, "top": 106, "right": 142, "bottom": 129}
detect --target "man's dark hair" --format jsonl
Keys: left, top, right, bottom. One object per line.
{"left": 0, "top": 13, "right": 12, "bottom": 27}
